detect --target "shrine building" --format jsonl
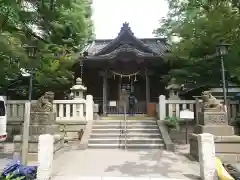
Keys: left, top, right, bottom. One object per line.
{"left": 74, "top": 23, "right": 171, "bottom": 115}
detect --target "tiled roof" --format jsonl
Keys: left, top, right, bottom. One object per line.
{"left": 81, "top": 23, "right": 170, "bottom": 57}
{"left": 84, "top": 38, "right": 170, "bottom": 56}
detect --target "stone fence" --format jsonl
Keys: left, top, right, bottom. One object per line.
{"left": 7, "top": 95, "right": 97, "bottom": 122}
{"left": 6, "top": 95, "right": 97, "bottom": 141}
{"left": 157, "top": 95, "right": 239, "bottom": 121}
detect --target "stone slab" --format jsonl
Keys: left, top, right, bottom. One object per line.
{"left": 14, "top": 134, "right": 63, "bottom": 142}
{"left": 22, "top": 124, "right": 60, "bottom": 135}
{"left": 14, "top": 138, "right": 63, "bottom": 153}
{"left": 30, "top": 112, "right": 56, "bottom": 125}
{"left": 52, "top": 177, "right": 189, "bottom": 180}
{"left": 198, "top": 112, "right": 228, "bottom": 125}
{"left": 52, "top": 148, "right": 200, "bottom": 179}
{"left": 59, "top": 124, "right": 85, "bottom": 132}
{"left": 194, "top": 125, "right": 234, "bottom": 136}
{"left": 214, "top": 135, "right": 240, "bottom": 142}
{"left": 189, "top": 133, "right": 240, "bottom": 163}
{"left": 13, "top": 138, "right": 64, "bottom": 162}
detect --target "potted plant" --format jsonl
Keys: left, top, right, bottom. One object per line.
{"left": 164, "top": 116, "right": 180, "bottom": 131}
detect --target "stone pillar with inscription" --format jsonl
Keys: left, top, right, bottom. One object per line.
{"left": 13, "top": 92, "right": 64, "bottom": 162}
{"left": 189, "top": 91, "right": 240, "bottom": 163}
{"left": 198, "top": 133, "right": 217, "bottom": 180}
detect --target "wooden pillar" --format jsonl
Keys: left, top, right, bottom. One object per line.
{"left": 103, "top": 70, "right": 108, "bottom": 116}
{"left": 145, "top": 68, "right": 150, "bottom": 104}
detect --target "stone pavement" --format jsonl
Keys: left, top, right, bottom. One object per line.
{"left": 0, "top": 143, "right": 14, "bottom": 172}
{"left": 52, "top": 177, "right": 189, "bottom": 180}
{"left": 52, "top": 144, "right": 200, "bottom": 180}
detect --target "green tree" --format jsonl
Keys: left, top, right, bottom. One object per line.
{"left": 155, "top": 0, "right": 240, "bottom": 86}
{"left": 0, "top": 0, "right": 93, "bottom": 98}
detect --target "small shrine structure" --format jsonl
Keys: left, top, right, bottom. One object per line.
{"left": 73, "top": 22, "right": 170, "bottom": 115}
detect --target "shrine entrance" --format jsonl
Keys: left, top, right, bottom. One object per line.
{"left": 74, "top": 23, "right": 169, "bottom": 116}
{"left": 107, "top": 69, "right": 146, "bottom": 115}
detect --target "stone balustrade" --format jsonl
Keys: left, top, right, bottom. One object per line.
{"left": 157, "top": 95, "right": 239, "bottom": 121}
{"left": 6, "top": 95, "right": 97, "bottom": 141}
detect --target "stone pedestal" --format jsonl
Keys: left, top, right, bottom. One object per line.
{"left": 189, "top": 111, "right": 240, "bottom": 163}
{"left": 13, "top": 112, "right": 64, "bottom": 162}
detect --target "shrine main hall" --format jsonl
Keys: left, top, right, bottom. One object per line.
{"left": 74, "top": 23, "right": 170, "bottom": 115}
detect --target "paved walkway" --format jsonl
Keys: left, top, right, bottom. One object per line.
{"left": 52, "top": 144, "right": 200, "bottom": 180}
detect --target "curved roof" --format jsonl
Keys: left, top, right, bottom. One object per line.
{"left": 82, "top": 22, "right": 170, "bottom": 58}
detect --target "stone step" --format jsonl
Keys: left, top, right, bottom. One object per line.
{"left": 89, "top": 138, "right": 163, "bottom": 144}
{"left": 100, "top": 116, "right": 155, "bottom": 120}
{"left": 91, "top": 128, "right": 160, "bottom": 134}
{"left": 216, "top": 153, "right": 240, "bottom": 163}
{"left": 93, "top": 120, "right": 157, "bottom": 124}
{"left": 90, "top": 133, "right": 161, "bottom": 138}
{"left": 88, "top": 143, "right": 164, "bottom": 149}
{"left": 92, "top": 124, "right": 158, "bottom": 129}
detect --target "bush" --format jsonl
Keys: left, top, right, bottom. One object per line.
{"left": 164, "top": 116, "right": 180, "bottom": 131}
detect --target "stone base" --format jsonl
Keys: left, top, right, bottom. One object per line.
{"left": 13, "top": 134, "right": 64, "bottom": 162}
{"left": 22, "top": 124, "right": 61, "bottom": 135}
{"left": 189, "top": 133, "right": 240, "bottom": 163}
{"left": 198, "top": 111, "right": 228, "bottom": 125}
{"left": 194, "top": 125, "right": 234, "bottom": 136}
{"left": 30, "top": 112, "right": 56, "bottom": 125}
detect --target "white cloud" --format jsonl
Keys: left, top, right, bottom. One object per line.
{"left": 92, "top": 0, "right": 169, "bottom": 39}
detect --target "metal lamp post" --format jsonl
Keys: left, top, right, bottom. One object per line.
{"left": 21, "top": 44, "right": 37, "bottom": 165}
{"left": 216, "top": 43, "right": 230, "bottom": 105}
{"left": 80, "top": 63, "right": 83, "bottom": 79}
{"left": 25, "top": 45, "right": 37, "bottom": 102}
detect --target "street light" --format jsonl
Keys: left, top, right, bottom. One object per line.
{"left": 216, "top": 43, "right": 230, "bottom": 105}
{"left": 23, "top": 45, "right": 37, "bottom": 102}
{"left": 21, "top": 44, "right": 37, "bottom": 165}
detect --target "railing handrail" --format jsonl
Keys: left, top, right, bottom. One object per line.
{"left": 124, "top": 102, "right": 127, "bottom": 150}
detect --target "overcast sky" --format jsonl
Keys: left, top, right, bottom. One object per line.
{"left": 92, "top": 0, "right": 169, "bottom": 39}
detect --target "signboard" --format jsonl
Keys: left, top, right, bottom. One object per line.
{"left": 109, "top": 101, "right": 117, "bottom": 107}
{"left": 180, "top": 109, "right": 194, "bottom": 119}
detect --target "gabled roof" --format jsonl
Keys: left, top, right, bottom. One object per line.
{"left": 82, "top": 23, "right": 170, "bottom": 57}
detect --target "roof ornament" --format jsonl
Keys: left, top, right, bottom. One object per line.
{"left": 119, "top": 22, "right": 134, "bottom": 35}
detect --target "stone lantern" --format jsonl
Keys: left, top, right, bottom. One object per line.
{"left": 166, "top": 78, "right": 181, "bottom": 100}
{"left": 70, "top": 77, "right": 87, "bottom": 100}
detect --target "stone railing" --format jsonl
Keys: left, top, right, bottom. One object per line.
{"left": 7, "top": 96, "right": 95, "bottom": 122}
{"left": 158, "top": 95, "right": 239, "bottom": 121}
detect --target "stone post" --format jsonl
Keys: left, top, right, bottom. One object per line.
{"left": 21, "top": 102, "right": 31, "bottom": 165}
{"left": 198, "top": 133, "right": 217, "bottom": 180}
{"left": 86, "top": 95, "right": 93, "bottom": 121}
{"left": 159, "top": 95, "right": 166, "bottom": 120}
{"left": 37, "top": 134, "right": 54, "bottom": 180}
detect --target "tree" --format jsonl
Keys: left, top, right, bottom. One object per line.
{"left": 0, "top": 0, "right": 93, "bottom": 99}
{"left": 155, "top": 0, "right": 240, "bottom": 86}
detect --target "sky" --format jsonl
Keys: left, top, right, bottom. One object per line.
{"left": 92, "top": 0, "right": 169, "bottom": 39}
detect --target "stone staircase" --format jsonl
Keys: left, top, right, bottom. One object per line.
{"left": 88, "top": 118, "right": 164, "bottom": 149}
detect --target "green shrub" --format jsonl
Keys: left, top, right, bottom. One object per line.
{"left": 164, "top": 116, "right": 180, "bottom": 131}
